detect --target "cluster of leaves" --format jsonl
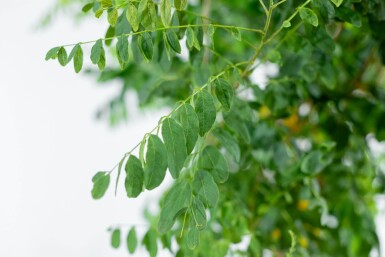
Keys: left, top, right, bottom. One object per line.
{"left": 47, "top": 0, "right": 385, "bottom": 256}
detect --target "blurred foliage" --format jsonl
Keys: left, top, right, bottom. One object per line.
{"left": 47, "top": 0, "right": 385, "bottom": 256}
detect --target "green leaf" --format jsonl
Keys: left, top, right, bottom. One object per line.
{"left": 212, "top": 129, "right": 240, "bottom": 162}
{"left": 125, "top": 155, "right": 144, "bottom": 198}
{"left": 166, "top": 30, "right": 181, "bottom": 54}
{"left": 91, "top": 39, "right": 103, "bottom": 64}
{"left": 108, "top": 8, "right": 118, "bottom": 27}
{"left": 142, "top": 228, "right": 158, "bottom": 257}
{"left": 158, "top": 181, "right": 192, "bottom": 234}
{"left": 299, "top": 7, "right": 319, "bottom": 27}
{"left": 67, "top": 44, "right": 83, "bottom": 73}
{"left": 161, "top": 118, "right": 187, "bottom": 179}
{"left": 330, "top": 0, "right": 343, "bottom": 7}
{"left": 231, "top": 27, "right": 242, "bottom": 41}
{"left": 104, "top": 26, "right": 115, "bottom": 46}
{"left": 174, "top": 103, "right": 199, "bottom": 154}
{"left": 116, "top": 35, "right": 129, "bottom": 69}
{"left": 82, "top": 3, "right": 93, "bottom": 13}
{"left": 162, "top": 32, "right": 172, "bottom": 61}
{"left": 301, "top": 151, "right": 331, "bottom": 175}
{"left": 45, "top": 47, "right": 60, "bottom": 61}
{"left": 98, "top": 47, "right": 106, "bottom": 71}
{"left": 111, "top": 228, "right": 121, "bottom": 248}
{"left": 174, "top": 0, "right": 187, "bottom": 11}
{"left": 95, "top": 8, "right": 104, "bottom": 18}
{"left": 91, "top": 171, "right": 110, "bottom": 199}
{"left": 207, "top": 24, "right": 215, "bottom": 42}
{"left": 224, "top": 112, "right": 251, "bottom": 143}
{"left": 140, "top": 1, "right": 157, "bottom": 30}
{"left": 335, "top": 6, "right": 362, "bottom": 27}
{"left": 101, "top": 0, "right": 112, "bottom": 8}
{"left": 160, "top": 0, "right": 171, "bottom": 27}
{"left": 194, "top": 90, "right": 216, "bottom": 136}
{"left": 126, "top": 3, "right": 139, "bottom": 31}
{"left": 191, "top": 198, "right": 207, "bottom": 230}
{"left": 138, "top": 0, "right": 148, "bottom": 14}
{"left": 197, "top": 146, "right": 229, "bottom": 183}
{"left": 57, "top": 47, "right": 67, "bottom": 66}
{"left": 282, "top": 20, "right": 291, "bottom": 28}
{"left": 193, "top": 170, "right": 219, "bottom": 208}
{"left": 138, "top": 32, "right": 154, "bottom": 62}
{"left": 214, "top": 78, "right": 234, "bottom": 111}
{"left": 127, "top": 227, "right": 138, "bottom": 254}
{"left": 145, "top": 135, "right": 168, "bottom": 190}
{"left": 139, "top": 137, "right": 147, "bottom": 165}
{"left": 187, "top": 226, "right": 200, "bottom": 249}
{"left": 186, "top": 27, "right": 195, "bottom": 50}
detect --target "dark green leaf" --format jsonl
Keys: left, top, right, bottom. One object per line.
{"left": 57, "top": 47, "right": 67, "bottom": 66}
{"left": 127, "top": 227, "right": 138, "bottom": 254}
{"left": 73, "top": 44, "right": 83, "bottom": 73}
{"left": 197, "top": 146, "right": 229, "bottom": 183}
{"left": 166, "top": 30, "right": 181, "bottom": 54}
{"left": 160, "top": 0, "right": 171, "bottom": 27}
{"left": 91, "top": 39, "right": 103, "bottom": 64}
{"left": 104, "top": 26, "right": 115, "bottom": 46}
{"left": 214, "top": 78, "right": 234, "bottom": 111}
{"left": 138, "top": 32, "right": 154, "bottom": 62}
{"left": 82, "top": 3, "right": 93, "bottom": 13}
{"left": 125, "top": 155, "right": 144, "bottom": 198}
{"left": 116, "top": 35, "right": 129, "bottom": 69}
{"left": 145, "top": 135, "right": 168, "bottom": 190}
{"left": 142, "top": 228, "right": 158, "bottom": 257}
{"left": 111, "top": 228, "right": 121, "bottom": 248}
{"left": 231, "top": 27, "right": 242, "bottom": 41}
{"left": 91, "top": 171, "right": 110, "bottom": 199}
{"left": 194, "top": 90, "right": 216, "bottom": 136}
{"left": 193, "top": 170, "right": 219, "bottom": 207}
{"left": 45, "top": 47, "right": 60, "bottom": 60}
{"left": 126, "top": 3, "right": 139, "bottom": 31}
{"left": 158, "top": 181, "right": 192, "bottom": 234}
{"left": 174, "top": 0, "right": 187, "bottom": 11}
{"left": 161, "top": 118, "right": 187, "bottom": 179}
{"left": 174, "top": 103, "right": 199, "bottom": 154}
{"left": 335, "top": 6, "right": 362, "bottom": 27}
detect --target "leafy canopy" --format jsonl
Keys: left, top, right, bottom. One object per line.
{"left": 47, "top": 0, "right": 385, "bottom": 256}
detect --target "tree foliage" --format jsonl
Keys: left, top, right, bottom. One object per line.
{"left": 47, "top": 0, "right": 385, "bottom": 256}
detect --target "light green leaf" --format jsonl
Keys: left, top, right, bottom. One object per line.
{"left": 111, "top": 228, "right": 121, "bottom": 249}
{"left": 127, "top": 227, "right": 138, "bottom": 254}
{"left": 282, "top": 20, "right": 291, "bottom": 28}
{"left": 174, "top": 103, "right": 199, "bottom": 154}
{"left": 142, "top": 228, "right": 158, "bottom": 257}
{"left": 187, "top": 226, "right": 200, "bottom": 249}
{"left": 57, "top": 47, "right": 67, "bottom": 66}
{"left": 207, "top": 24, "right": 215, "bottom": 43}
{"left": 107, "top": 8, "right": 118, "bottom": 27}
{"left": 125, "top": 155, "right": 144, "bottom": 198}
{"left": 101, "top": 0, "right": 112, "bottom": 8}
{"left": 138, "top": 32, "right": 154, "bottom": 62}
{"left": 197, "top": 146, "right": 229, "bottom": 183}
{"left": 116, "top": 35, "right": 129, "bottom": 69}
{"left": 301, "top": 150, "right": 331, "bottom": 175}
{"left": 194, "top": 90, "right": 216, "bottom": 136}
{"left": 145, "top": 135, "right": 168, "bottom": 190}
{"left": 193, "top": 170, "right": 219, "bottom": 207}
{"left": 299, "top": 7, "right": 319, "bottom": 27}
{"left": 162, "top": 32, "right": 172, "bottom": 61}
{"left": 166, "top": 30, "right": 181, "bottom": 54}
{"left": 160, "top": 0, "right": 171, "bottom": 27}
{"left": 45, "top": 47, "right": 60, "bottom": 61}
{"left": 186, "top": 27, "right": 195, "bottom": 50}
{"left": 126, "top": 3, "right": 139, "bottom": 31}
{"left": 174, "top": 0, "right": 187, "bottom": 11}
{"left": 158, "top": 181, "right": 192, "bottom": 234}
{"left": 139, "top": 137, "right": 146, "bottom": 165}
{"left": 91, "top": 39, "right": 103, "bottom": 64}
{"left": 95, "top": 8, "right": 104, "bottom": 18}
{"left": 231, "top": 27, "right": 242, "bottom": 41}
{"left": 214, "top": 78, "right": 234, "bottom": 111}
{"left": 138, "top": 0, "right": 148, "bottom": 14}
{"left": 161, "top": 118, "right": 187, "bottom": 179}
{"left": 91, "top": 171, "right": 110, "bottom": 199}
{"left": 212, "top": 129, "right": 240, "bottom": 162}
{"left": 114, "top": 157, "right": 125, "bottom": 196}
{"left": 191, "top": 198, "right": 207, "bottom": 230}
{"left": 330, "top": 0, "right": 343, "bottom": 7}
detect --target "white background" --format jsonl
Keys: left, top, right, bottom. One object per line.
{"left": 0, "top": 1, "right": 384, "bottom": 257}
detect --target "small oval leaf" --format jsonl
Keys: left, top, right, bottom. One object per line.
{"left": 194, "top": 90, "right": 216, "bottom": 136}
{"left": 125, "top": 155, "right": 144, "bottom": 198}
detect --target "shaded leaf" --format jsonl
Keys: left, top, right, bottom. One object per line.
{"left": 193, "top": 170, "right": 219, "bottom": 207}
{"left": 143, "top": 228, "right": 158, "bottom": 257}
{"left": 191, "top": 198, "right": 207, "bottom": 230}
{"left": 166, "top": 29, "right": 181, "bottom": 54}
{"left": 194, "top": 90, "right": 216, "bottom": 136}
{"left": 174, "top": 103, "right": 199, "bottom": 154}
{"left": 231, "top": 27, "right": 242, "bottom": 41}
{"left": 186, "top": 27, "right": 195, "bottom": 50}
{"left": 300, "top": 7, "right": 319, "bottom": 27}
{"left": 197, "top": 146, "right": 229, "bottom": 183}
{"left": 161, "top": 118, "right": 187, "bottom": 178}
{"left": 138, "top": 32, "right": 154, "bottom": 62}
{"left": 187, "top": 226, "right": 199, "bottom": 249}
{"left": 91, "top": 39, "right": 103, "bottom": 64}
{"left": 116, "top": 35, "right": 129, "bottom": 69}
{"left": 214, "top": 78, "right": 234, "bottom": 111}
{"left": 57, "top": 47, "right": 67, "bottom": 66}
{"left": 212, "top": 129, "right": 240, "bottom": 162}
{"left": 174, "top": 0, "right": 187, "bottom": 11}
